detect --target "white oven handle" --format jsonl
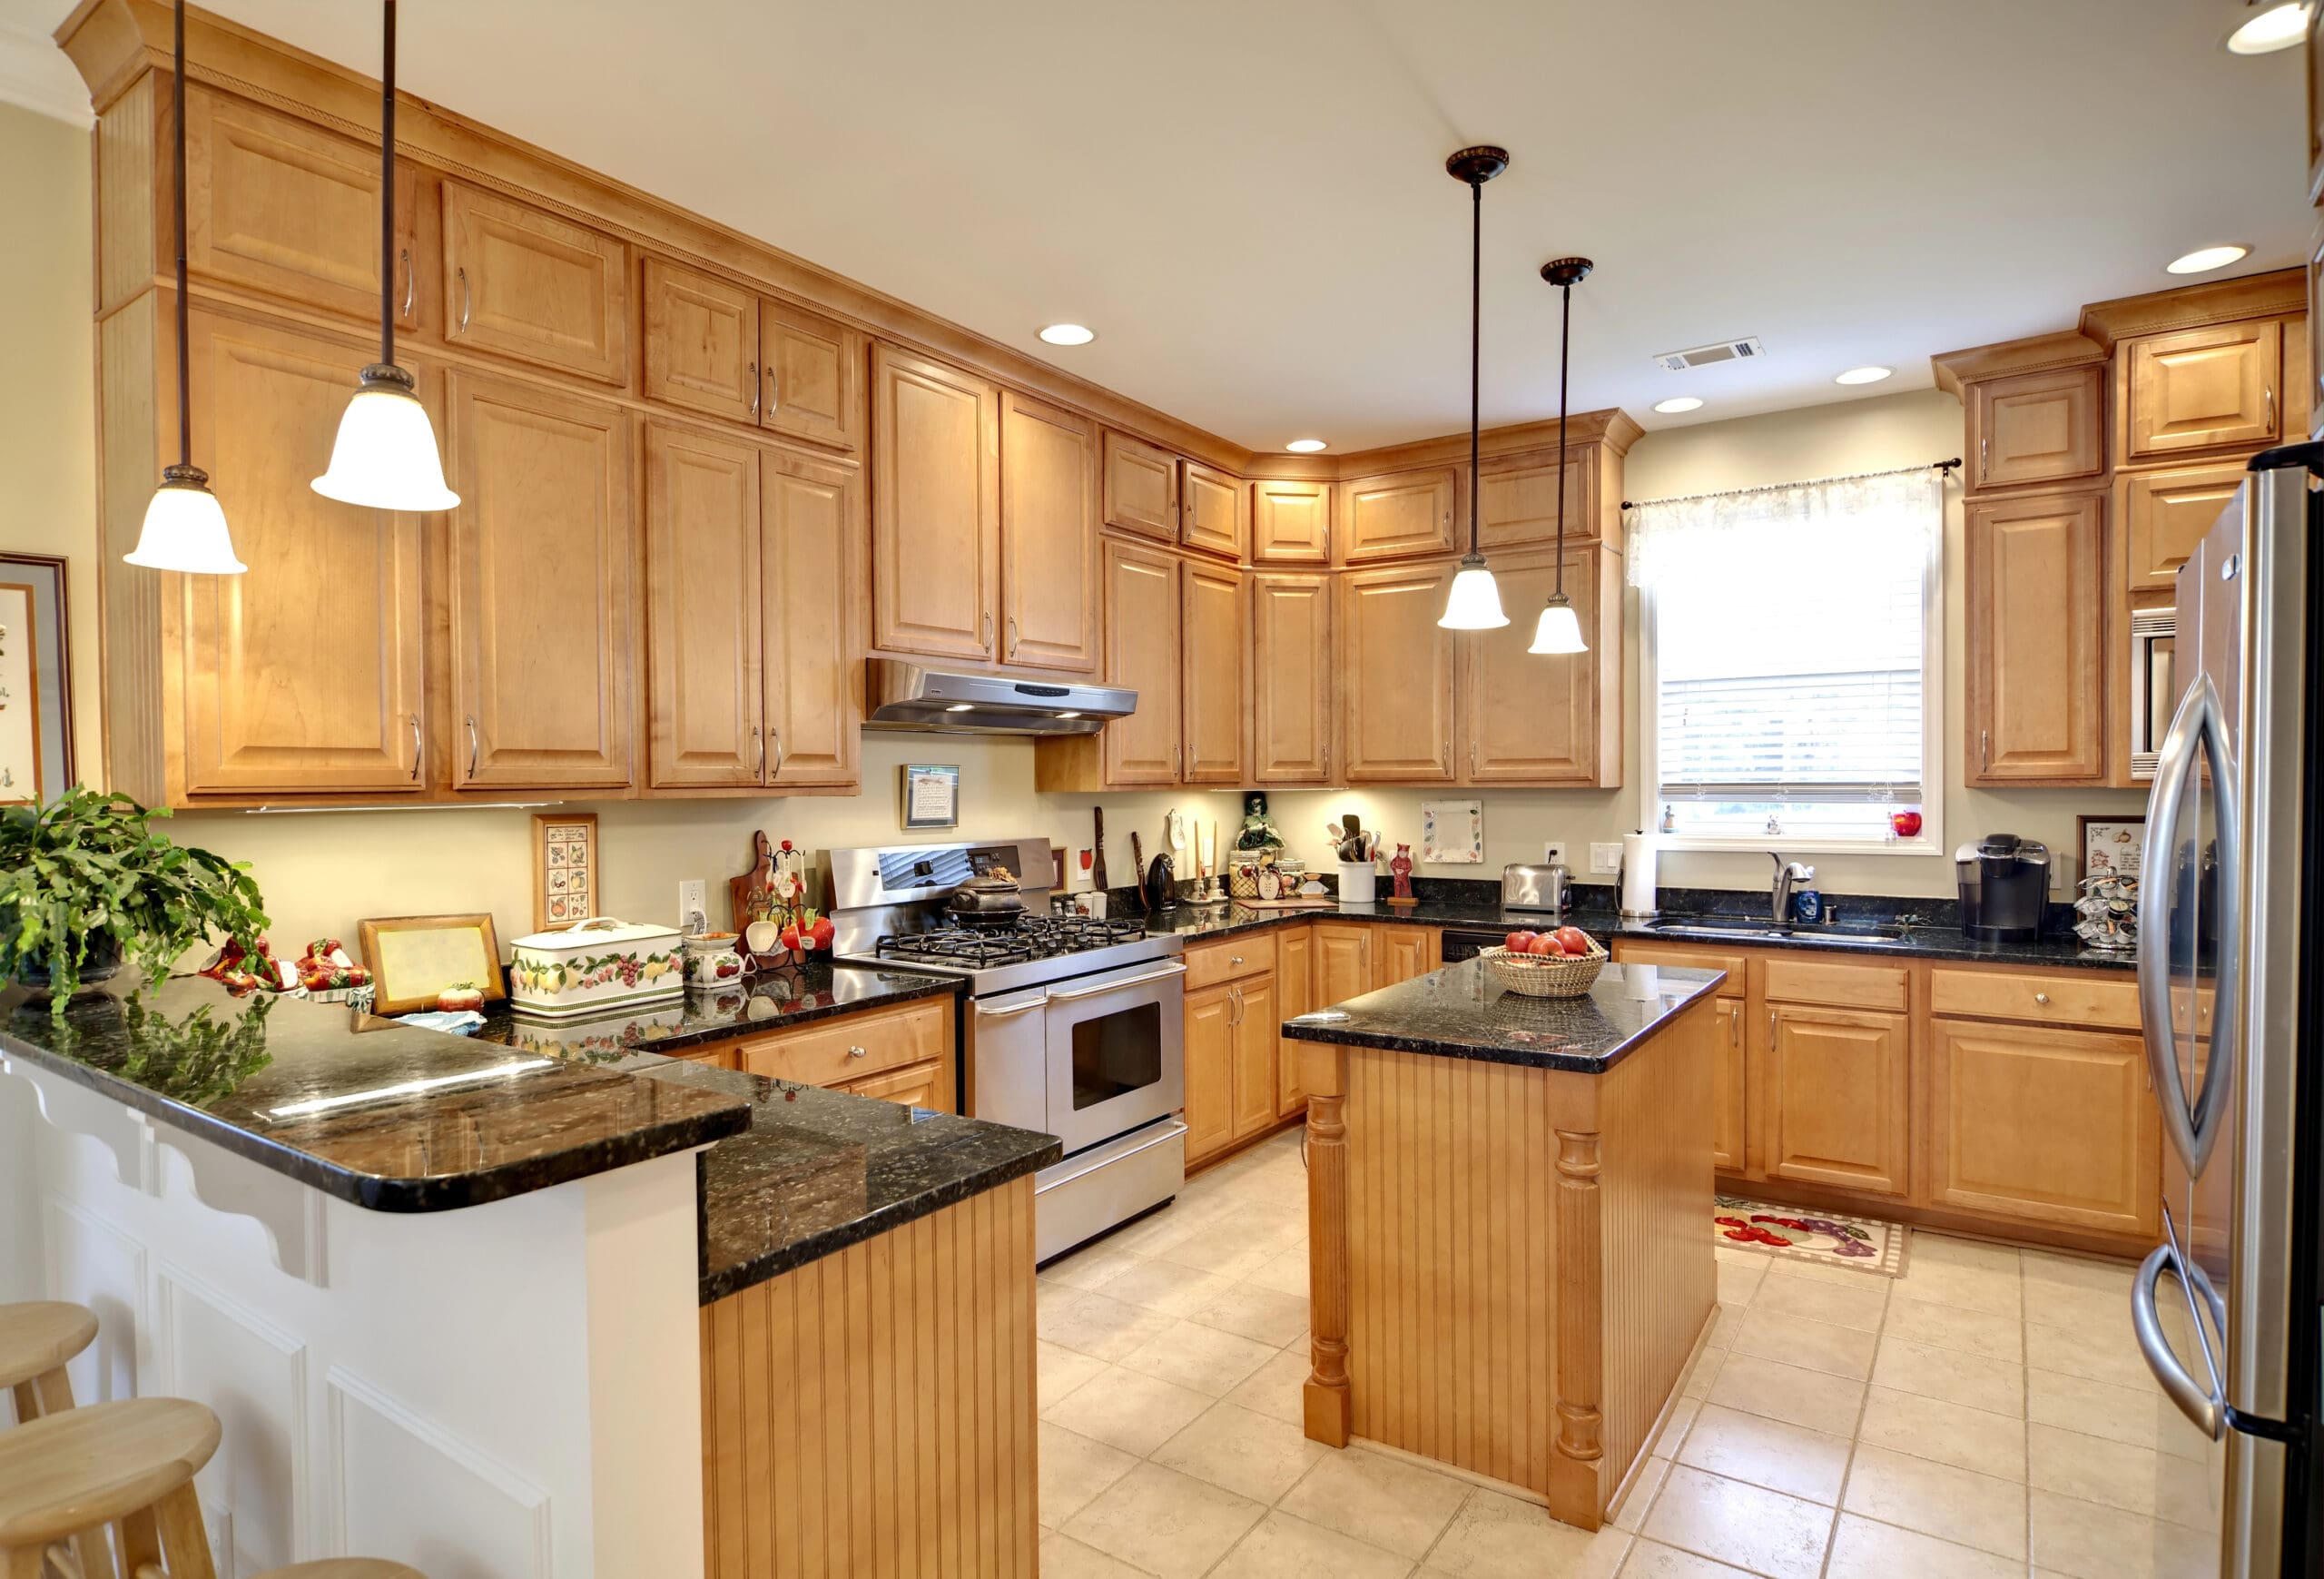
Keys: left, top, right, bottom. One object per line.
{"left": 1047, "top": 962, "right": 1187, "bottom": 1001}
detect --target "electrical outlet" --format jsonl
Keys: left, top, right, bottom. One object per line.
{"left": 1542, "top": 841, "right": 1568, "bottom": 869}
{"left": 1589, "top": 842, "right": 1624, "bottom": 874}
{"left": 677, "top": 878, "right": 706, "bottom": 931}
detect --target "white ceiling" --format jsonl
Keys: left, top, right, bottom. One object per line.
{"left": 4, "top": 0, "right": 2311, "bottom": 452}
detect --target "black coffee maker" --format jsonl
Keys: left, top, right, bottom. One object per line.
{"left": 1955, "top": 834, "right": 2051, "bottom": 942}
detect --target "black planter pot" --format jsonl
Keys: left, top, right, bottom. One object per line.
{"left": 14, "top": 932, "right": 126, "bottom": 999}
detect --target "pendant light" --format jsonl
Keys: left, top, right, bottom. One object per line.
{"left": 123, "top": 0, "right": 246, "bottom": 575}
{"left": 1528, "top": 257, "right": 1594, "bottom": 656}
{"left": 313, "top": 0, "right": 458, "bottom": 511}
{"left": 1437, "top": 145, "right": 1512, "bottom": 631}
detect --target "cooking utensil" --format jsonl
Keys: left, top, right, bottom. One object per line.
{"left": 947, "top": 871, "right": 1024, "bottom": 916}
{"left": 1131, "top": 831, "right": 1147, "bottom": 907}
{"left": 1092, "top": 807, "right": 1108, "bottom": 892}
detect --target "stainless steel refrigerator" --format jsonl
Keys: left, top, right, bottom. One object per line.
{"left": 2134, "top": 443, "right": 2320, "bottom": 1575}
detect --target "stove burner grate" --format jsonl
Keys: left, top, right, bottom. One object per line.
{"left": 872, "top": 911, "right": 1149, "bottom": 968}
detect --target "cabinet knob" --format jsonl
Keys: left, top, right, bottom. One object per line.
{"left": 2034, "top": 992, "right": 2051, "bottom": 1006}
{"left": 847, "top": 1045, "right": 868, "bottom": 1060}
{"left": 1228, "top": 955, "right": 1244, "bottom": 966}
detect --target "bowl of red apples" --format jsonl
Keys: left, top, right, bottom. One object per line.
{"left": 1480, "top": 925, "right": 1607, "bottom": 998}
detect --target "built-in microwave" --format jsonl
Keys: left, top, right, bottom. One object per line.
{"left": 2129, "top": 607, "right": 2174, "bottom": 781}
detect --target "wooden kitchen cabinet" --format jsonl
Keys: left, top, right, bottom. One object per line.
{"left": 1000, "top": 391, "right": 1098, "bottom": 672}
{"left": 1475, "top": 449, "right": 1591, "bottom": 551}
{"left": 1965, "top": 490, "right": 2106, "bottom": 783}
{"left": 1711, "top": 999, "right": 1747, "bottom": 1174}
{"left": 1230, "top": 976, "right": 1280, "bottom": 1141}
{"left": 870, "top": 343, "right": 1000, "bottom": 662}
{"left": 645, "top": 422, "right": 761, "bottom": 787}
{"left": 1339, "top": 561, "right": 1457, "bottom": 781}
{"left": 1275, "top": 925, "right": 1315, "bottom": 1118}
{"left": 177, "top": 310, "right": 428, "bottom": 794}
{"left": 1460, "top": 546, "right": 1616, "bottom": 785}
{"left": 834, "top": 1058, "right": 952, "bottom": 1113}
{"left": 1252, "top": 479, "right": 1332, "bottom": 563}
{"left": 2118, "top": 459, "right": 2245, "bottom": 594}
{"left": 1343, "top": 468, "right": 1458, "bottom": 562}
{"left": 1180, "top": 560, "right": 1246, "bottom": 784}
{"left": 1762, "top": 1006, "right": 1910, "bottom": 1198}
{"left": 1103, "top": 430, "right": 1179, "bottom": 540}
{"left": 1181, "top": 461, "right": 1247, "bottom": 560}
{"left": 440, "top": 182, "right": 628, "bottom": 384}
{"left": 445, "top": 371, "right": 635, "bottom": 790}
{"left": 735, "top": 998, "right": 952, "bottom": 1095}
{"left": 1251, "top": 573, "right": 1334, "bottom": 784}
{"left": 1373, "top": 927, "right": 1440, "bottom": 990}
{"left": 641, "top": 258, "right": 759, "bottom": 425}
{"left": 1183, "top": 982, "right": 1238, "bottom": 1165}
{"left": 2122, "top": 320, "right": 2282, "bottom": 461}
{"left": 1100, "top": 538, "right": 1182, "bottom": 785}
{"left": 1966, "top": 366, "right": 2104, "bottom": 490}
{"left": 1314, "top": 923, "right": 1374, "bottom": 1009}
{"left": 761, "top": 449, "right": 860, "bottom": 787}
{"left": 759, "top": 298, "right": 862, "bottom": 453}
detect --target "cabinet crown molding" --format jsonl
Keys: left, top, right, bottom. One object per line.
{"left": 2076, "top": 268, "right": 2305, "bottom": 350}
{"left": 1931, "top": 331, "right": 2108, "bottom": 397}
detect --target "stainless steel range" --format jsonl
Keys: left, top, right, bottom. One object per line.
{"left": 826, "top": 838, "right": 1187, "bottom": 1261}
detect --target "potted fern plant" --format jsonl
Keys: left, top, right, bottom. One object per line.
{"left": 0, "top": 790, "right": 270, "bottom": 1019}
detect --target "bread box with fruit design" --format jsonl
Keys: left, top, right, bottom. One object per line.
{"left": 507, "top": 916, "right": 684, "bottom": 1017}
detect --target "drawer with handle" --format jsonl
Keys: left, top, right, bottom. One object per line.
{"left": 1762, "top": 956, "right": 1909, "bottom": 1012}
{"left": 1608, "top": 941, "right": 1746, "bottom": 999}
{"left": 736, "top": 998, "right": 949, "bottom": 1088}
{"left": 1928, "top": 967, "right": 2139, "bottom": 1031}
{"left": 1184, "top": 933, "right": 1278, "bottom": 992}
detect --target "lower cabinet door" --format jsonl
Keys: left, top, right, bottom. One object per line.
{"left": 1764, "top": 1006, "right": 1909, "bottom": 1197}
{"left": 1373, "top": 927, "right": 1439, "bottom": 991}
{"left": 1275, "top": 926, "right": 1315, "bottom": 1118}
{"left": 1313, "top": 923, "right": 1374, "bottom": 1008}
{"left": 1928, "top": 1018, "right": 2159, "bottom": 1237}
{"left": 836, "top": 1057, "right": 952, "bottom": 1114}
{"left": 1184, "top": 982, "right": 1237, "bottom": 1164}
{"left": 1712, "top": 998, "right": 1748, "bottom": 1175}
{"left": 1231, "top": 977, "right": 1279, "bottom": 1141}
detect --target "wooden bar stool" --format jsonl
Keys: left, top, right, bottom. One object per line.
{"left": 0, "top": 1301, "right": 98, "bottom": 1424}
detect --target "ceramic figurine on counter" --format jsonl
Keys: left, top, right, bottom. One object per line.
{"left": 1387, "top": 844, "right": 1418, "bottom": 907}
{"left": 1235, "top": 791, "right": 1286, "bottom": 853}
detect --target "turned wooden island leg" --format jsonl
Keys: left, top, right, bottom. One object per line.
{"left": 1301, "top": 1041, "right": 1352, "bottom": 1448}
{"left": 1550, "top": 1124, "right": 1606, "bottom": 1528}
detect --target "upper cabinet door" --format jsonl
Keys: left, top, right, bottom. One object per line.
{"left": 644, "top": 422, "right": 762, "bottom": 788}
{"left": 1102, "top": 539, "right": 1182, "bottom": 786}
{"left": 1966, "top": 490, "right": 2105, "bottom": 783}
{"left": 1251, "top": 479, "right": 1331, "bottom": 564}
{"left": 1344, "top": 469, "right": 1457, "bottom": 563}
{"left": 179, "top": 311, "right": 426, "bottom": 794}
{"left": 1339, "top": 561, "right": 1456, "bottom": 781}
{"left": 2117, "top": 460, "right": 2246, "bottom": 595}
{"left": 1000, "top": 391, "right": 1098, "bottom": 673}
{"left": 2123, "top": 320, "right": 2281, "bottom": 461}
{"left": 446, "top": 372, "right": 635, "bottom": 789}
{"left": 441, "top": 182, "right": 629, "bottom": 384}
{"left": 763, "top": 449, "right": 862, "bottom": 787}
{"left": 1968, "top": 366, "right": 2103, "bottom": 489}
{"left": 1462, "top": 547, "right": 1609, "bottom": 785}
{"left": 761, "top": 299, "right": 864, "bottom": 454}
{"left": 1181, "top": 461, "right": 1246, "bottom": 560}
{"left": 1475, "top": 451, "right": 1591, "bottom": 552}
{"left": 1250, "top": 573, "right": 1332, "bottom": 784}
{"left": 641, "top": 259, "right": 758, "bottom": 425}
{"left": 870, "top": 343, "right": 1000, "bottom": 662}
{"left": 1103, "top": 430, "right": 1178, "bottom": 540}
{"left": 1180, "top": 560, "right": 1246, "bottom": 784}
{"left": 186, "top": 89, "right": 419, "bottom": 331}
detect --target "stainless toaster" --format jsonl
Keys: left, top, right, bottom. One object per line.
{"left": 1502, "top": 862, "right": 1570, "bottom": 915}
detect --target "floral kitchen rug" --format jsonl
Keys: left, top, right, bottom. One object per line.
{"left": 1714, "top": 1195, "right": 1907, "bottom": 1278}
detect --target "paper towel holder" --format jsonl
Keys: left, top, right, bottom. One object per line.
{"left": 1618, "top": 830, "right": 1661, "bottom": 921}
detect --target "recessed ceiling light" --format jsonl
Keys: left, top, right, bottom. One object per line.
{"left": 2166, "top": 243, "right": 2250, "bottom": 274}
{"left": 2227, "top": 1, "right": 2309, "bottom": 54}
{"left": 1285, "top": 438, "right": 1328, "bottom": 453}
{"left": 1834, "top": 366, "right": 1894, "bottom": 386}
{"left": 1038, "top": 323, "right": 1095, "bottom": 346}
{"left": 1652, "top": 397, "right": 1704, "bottom": 414}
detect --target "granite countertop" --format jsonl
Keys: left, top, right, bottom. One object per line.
{"left": 0, "top": 976, "right": 751, "bottom": 1212}
{"left": 1282, "top": 957, "right": 1726, "bottom": 1071}
{"left": 573, "top": 1050, "right": 1060, "bottom": 1303}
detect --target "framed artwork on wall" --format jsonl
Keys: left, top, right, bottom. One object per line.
{"left": 901, "top": 763, "right": 960, "bottom": 829}
{"left": 2077, "top": 814, "right": 2146, "bottom": 882}
{"left": 1421, "top": 798, "right": 1484, "bottom": 864}
{"left": 0, "top": 554, "right": 74, "bottom": 806}
{"left": 531, "top": 812, "right": 600, "bottom": 932}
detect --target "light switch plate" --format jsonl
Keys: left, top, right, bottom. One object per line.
{"left": 678, "top": 878, "right": 707, "bottom": 931}
{"left": 1590, "top": 842, "right": 1624, "bottom": 874}
{"left": 1542, "top": 841, "right": 1568, "bottom": 869}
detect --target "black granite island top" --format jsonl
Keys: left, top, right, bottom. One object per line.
{"left": 0, "top": 975, "right": 751, "bottom": 1212}
{"left": 1283, "top": 958, "right": 1727, "bottom": 1072}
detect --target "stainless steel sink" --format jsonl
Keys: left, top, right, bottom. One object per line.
{"left": 1645, "top": 918, "right": 1911, "bottom": 947}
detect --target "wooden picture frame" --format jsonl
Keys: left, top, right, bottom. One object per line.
{"left": 531, "top": 812, "right": 600, "bottom": 932}
{"left": 0, "top": 553, "right": 75, "bottom": 806}
{"left": 900, "top": 763, "right": 960, "bottom": 829}
{"left": 2077, "top": 814, "right": 2147, "bottom": 883}
{"left": 357, "top": 913, "right": 505, "bottom": 1015}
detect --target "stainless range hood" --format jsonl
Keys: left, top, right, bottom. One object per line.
{"left": 863, "top": 658, "right": 1134, "bottom": 735}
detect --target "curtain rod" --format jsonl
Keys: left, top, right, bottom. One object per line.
{"left": 1620, "top": 457, "right": 1960, "bottom": 512}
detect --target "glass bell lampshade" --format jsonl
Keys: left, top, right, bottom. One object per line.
{"left": 312, "top": 364, "right": 459, "bottom": 510}
{"left": 124, "top": 464, "right": 248, "bottom": 574}
{"left": 1528, "top": 594, "right": 1588, "bottom": 655}
{"left": 1438, "top": 555, "right": 1510, "bottom": 630}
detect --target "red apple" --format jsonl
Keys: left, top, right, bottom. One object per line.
{"left": 1552, "top": 926, "right": 1591, "bottom": 956}
{"left": 1523, "top": 933, "right": 1558, "bottom": 956}
{"left": 1504, "top": 931, "right": 1534, "bottom": 952}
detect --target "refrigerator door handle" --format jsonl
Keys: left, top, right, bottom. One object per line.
{"left": 2132, "top": 1242, "right": 2226, "bottom": 1441}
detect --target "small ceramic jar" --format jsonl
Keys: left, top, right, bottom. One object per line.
{"left": 683, "top": 932, "right": 746, "bottom": 989}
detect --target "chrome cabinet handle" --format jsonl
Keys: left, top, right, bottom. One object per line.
{"left": 400, "top": 248, "right": 414, "bottom": 319}
{"left": 748, "top": 361, "right": 760, "bottom": 419}
{"left": 1980, "top": 729, "right": 1990, "bottom": 773}
{"left": 753, "top": 725, "right": 764, "bottom": 780}
{"left": 466, "top": 715, "right": 479, "bottom": 779}
{"left": 1231, "top": 983, "right": 1245, "bottom": 1026}
{"left": 409, "top": 714, "right": 421, "bottom": 781}
{"left": 770, "top": 728, "right": 783, "bottom": 777}
{"left": 1175, "top": 743, "right": 1183, "bottom": 777}
{"left": 1322, "top": 741, "right": 1329, "bottom": 780}
{"left": 765, "top": 364, "right": 778, "bottom": 412}
{"left": 2265, "top": 384, "right": 2275, "bottom": 431}
{"left": 2034, "top": 992, "right": 2051, "bottom": 1006}
{"left": 1979, "top": 435, "right": 1989, "bottom": 479}
{"left": 1470, "top": 741, "right": 1478, "bottom": 775}
{"left": 847, "top": 1045, "right": 868, "bottom": 1060}
{"left": 1008, "top": 614, "right": 1019, "bottom": 656}
{"left": 457, "top": 267, "right": 471, "bottom": 331}
{"left": 1228, "top": 954, "right": 1244, "bottom": 967}
{"left": 982, "top": 611, "right": 993, "bottom": 650}
{"left": 1729, "top": 1010, "right": 1740, "bottom": 1049}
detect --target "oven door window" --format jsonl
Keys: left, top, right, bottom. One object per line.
{"left": 1070, "top": 1002, "right": 1163, "bottom": 1110}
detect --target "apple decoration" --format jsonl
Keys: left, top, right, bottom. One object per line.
{"left": 1501, "top": 928, "right": 1595, "bottom": 958}
{"left": 438, "top": 982, "right": 486, "bottom": 1012}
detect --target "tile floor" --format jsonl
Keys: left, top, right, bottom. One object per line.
{"left": 1034, "top": 1128, "right": 2222, "bottom": 1578}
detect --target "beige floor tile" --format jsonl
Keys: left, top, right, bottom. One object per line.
{"left": 1750, "top": 1267, "right": 1889, "bottom": 1332}
{"left": 1640, "top": 1465, "right": 1833, "bottom": 1579}
{"left": 1277, "top": 1446, "right": 1471, "bottom": 1559}
{"left": 1039, "top": 1290, "right": 1182, "bottom": 1363}
{"left": 1871, "top": 1334, "right": 2025, "bottom": 1417}
{"left": 2030, "top": 1488, "right": 2217, "bottom": 1579}
{"left": 1247, "top": 1246, "right": 1315, "bottom": 1298}
{"left": 2022, "top": 1271, "right": 2132, "bottom": 1331}
{"left": 1825, "top": 1512, "right": 2023, "bottom": 1579}
{"left": 2029, "top": 1367, "right": 2169, "bottom": 1449}
{"left": 1617, "top": 1537, "right": 1757, "bottom": 1578}
{"left": 1106, "top": 1205, "right": 1207, "bottom": 1258}
{"left": 1675, "top": 1403, "right": 1850, "bottom": 1503}
{"left": 1705, "top": 1302, "right": 1745, "bottom": 1348}
{"left": 1040, "top": 1421, "right": 1142, "bottom": 1529}
{"left": 1730, "top": 1307, "right": 1878, "bottom": 1380}
{"left": 2027, "top": 1422, "right": 2160, "bottom": 1516}
{"left": 1856, "top": 1386, "right": 2027, "bottom": 1479}
{"left": 1046, "top": 1240, "right": 1148, "bottom": 1293}
{"left": 1753, "top": 1254, "right": 1890, "bottom": 1289}
{"left": 1040, "top": 1339, "right": 1112, "bottom": 1406}
{"left": 1705, "top": 1353, "right": 1867, "bottom": 1437}
{"left": 1063, "top": 1462, "right": 1267, "bottom": 1579}
{"left": 2026, "top": 1319, "right": 2157, "bottom": 1390}
{"left": 1225, "top": 1343, "right": 1312, "bottom": 1426}
{"left": 2021, "top": 1248, "right": 2137, "bottom": 1295}
{"left": 1152, "top": 1400, "right": 1329, "bottom": 1504}
{"left": 1119, "top": 1317, "right": 1279, "bottom": 1396}
{"left": 1041, "top": 1365, "right": 1216, "bottom": 1456}
{"left": 1909, "top": 1232, "right": 2024, "bottom": 1277}
{"left": 1425, "top": 1486, "right": 1631, "bottom": 1578}
{"left": 1895, "top": 1258, "right": 2024, "bottom": 1318}
{"left": 1649, "top": 1395, "right": 1700, "bottom": 1459}
{"left": 1610, "top": 1451, "right": 1673, "bottom": 1533}
{"left": 1100, "top": 1257, "right": 1238, "bottom": 1317}
{"left": 1188, "top": 1281, "right": 1311, "bottom": 1347}
{"left": 2155, "top": 1451, "right": 2224, "bottom": 1533}
{"left": 1884, "top": 1293, "right": 2024, "bottom": 1362}
{"left": 1716, "top": 1258, "right": 1767, "bottom": 1307}
{"left": 1211, "top": 1511, "right": 1414, "bottom": 1579}
{"left": 1158, "top": 1229, "right": 1288, "bottom": 1282}
{"left": 1840, "top": 1444, "right": 2027, "bottom": 1560}
{"left": 1039, "top": 1531, "right": 1157, "bottom": 1579}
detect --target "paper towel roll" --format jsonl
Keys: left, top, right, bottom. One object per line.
{"left": 1620, "top": 833, "right": 1659, "bottom": 917}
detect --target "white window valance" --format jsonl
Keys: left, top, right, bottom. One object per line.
{"left": 1626, "top": 467, "right": 1943, "bottom": 591}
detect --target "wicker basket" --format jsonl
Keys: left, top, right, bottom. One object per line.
{"left": 1480, "top": 939, "right": 1608, "bottom": 999}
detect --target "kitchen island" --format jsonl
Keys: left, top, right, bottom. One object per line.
{"left": 1283, "top": 957, "right": 1724, "bottom": 1531}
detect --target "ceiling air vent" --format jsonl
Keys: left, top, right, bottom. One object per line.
{"left": 1654, "top": 336, "right": 1765, "bottom": 372}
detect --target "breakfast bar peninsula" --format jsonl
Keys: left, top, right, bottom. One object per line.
{"left": 1283, "top": 957, "right": 1723, "bottom": 1531}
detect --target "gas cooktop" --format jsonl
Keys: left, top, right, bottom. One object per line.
{"left": 871, "top": 913, "right": 1151, "bottom": 970}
